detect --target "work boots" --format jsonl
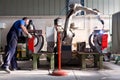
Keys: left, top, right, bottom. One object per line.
{"left": 1, "top": 65, "right": 11, "bottom": 73}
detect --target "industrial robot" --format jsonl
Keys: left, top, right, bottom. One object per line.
{"left": 62, "top": 3, "right": 104, "bottom": 46}
{"left": 53, "top": 3, "right": 107, "bottom": 66}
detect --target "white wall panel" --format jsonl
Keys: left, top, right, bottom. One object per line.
{"left": 68, "top": 0, "right": 80, "bottom": 4}
{"left": 92, "top": 0, "right": 98, "bottom": 9}
{"left": 109, "top": 0, "right": 114, "bottom": 15}
{"left": 84, "top": 0, "right": 88, "bottom": 7}
{"left": 114, "top": 0, "right": 120, "bottom": 13}
{"left": 103, "top": 0, "right": 109, "bottom": 14}
{"left": 85, "top": 0, "right": 120, "bottom": 15}
{"left": 98, "top": 0, "right": 104, "bottom": 14}
{"left": 87, "top": 0, "right": 93, "bottom": 8}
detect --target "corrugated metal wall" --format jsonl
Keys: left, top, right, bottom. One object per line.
{"left": 84, "top": 0, "right": 120, "bottom": 15}
{"left": 0, "top": 0, "right": 66, "bottom": 16}
{"left": 0, "top": 0, "right": 120, "bottom": 16}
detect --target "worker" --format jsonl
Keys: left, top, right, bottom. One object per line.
{"left": 1, "top": 17, "right": 32, "bottom": 73}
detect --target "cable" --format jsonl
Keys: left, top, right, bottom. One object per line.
{"left": 34, "top": 35, "right": 39, "bottom": 47}
{"left": 37, "top": 35, "right": 44, "bottom": 53}
{"left": 89, "top": 33, "right": 96, "bottom": 51}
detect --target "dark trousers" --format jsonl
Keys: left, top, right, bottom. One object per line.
{"left": 2, "top": 31, "right": 18, "bottom": 69}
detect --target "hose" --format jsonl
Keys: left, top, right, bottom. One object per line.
{"left": 33, "top": 34, "right": 44, "bottom": 52}
{"left": 34, "top": 35, "right": 39, "bottom": 47}
{"left": 88, "top": 33, "right": 96, "bottom": 52}
{"left": 88, "top": 32, "right": 102, "bottom": 54}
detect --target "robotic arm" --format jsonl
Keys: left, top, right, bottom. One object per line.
{"left": 62, "top": 3, "right": 104, "bottom": 45}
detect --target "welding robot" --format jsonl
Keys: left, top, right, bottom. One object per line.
{"left": 53, "top": 3, "right": 108, "bottom": 66}
{"left": 62, "top": 3, "right": 105, "bottom": 45}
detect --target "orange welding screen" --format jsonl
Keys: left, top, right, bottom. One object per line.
{"left": 28, "top": 37, "right": 34, "bottom": 52}
{"left": 102, "top": 34, "right": 108, "bottom": 50}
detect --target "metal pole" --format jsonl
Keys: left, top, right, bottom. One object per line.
{"left": 51, "top": 17, "right": 67, "bottom": 76}
{"left": 57, "top": 32, "right": 61, "bottom": 70}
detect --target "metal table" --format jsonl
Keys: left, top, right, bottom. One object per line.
{"left": 32, "top": 51, "right": 54, "bottom": 70}
{"left": 77, "top": 52, "right": 103, "bottom": 69}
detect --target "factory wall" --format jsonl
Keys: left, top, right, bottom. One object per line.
{"left": 84, "top": 0, "right": 120, "bottom": 15}
{"left": 112, "top": 12, "right": 120, "bottom": 53}
{"left": 0, "top": 0, "right": 120, "bottom": 16}
{"left": 0, "top": 15, "right": 111, "bottom": 51}
{"left": 0, "top": 0, "right": 66, "bottom": 16}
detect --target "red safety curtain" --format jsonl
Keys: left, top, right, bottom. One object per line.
{"left": 28, "top": 37, "right": 34, "bottom": 53}
{"left": 102, "top": 34, "right": 108, "bottom": 50}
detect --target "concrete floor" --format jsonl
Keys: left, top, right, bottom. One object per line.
{"left": 0, "top": 61, "right": 120, "bottom": 80}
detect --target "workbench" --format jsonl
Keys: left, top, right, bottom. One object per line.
{"left": 32, "top": 51, "right": 54, "bottom": 70}
{"left": 77, "top": 52, "right": 103, "bottom": 69}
